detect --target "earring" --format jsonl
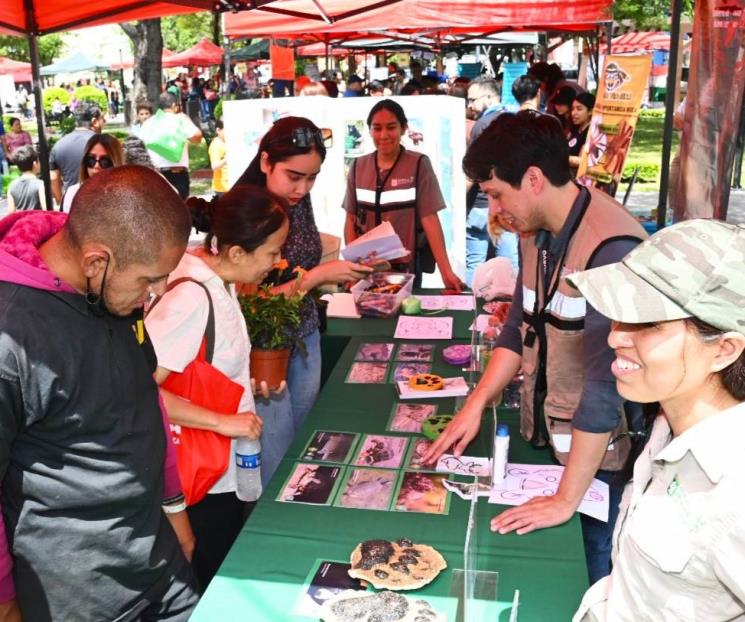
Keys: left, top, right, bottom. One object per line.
{"left": 85, "top": 277, "right": 101, "bottom": 305}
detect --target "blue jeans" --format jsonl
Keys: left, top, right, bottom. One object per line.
{"left": 580, "top": 469, "right": 624, "bottom": 585}
{"left": 256, "top": 389, "right": 294, "bottom": 488}
{"left": 287, "top": 330, "right": 322, "bottom": 433}
{"left": 465, "top": 207, "right": 519, "bottom": 286}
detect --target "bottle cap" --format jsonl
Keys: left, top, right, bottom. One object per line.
{"left": 496, "top": 423, "right": 509, "bottom": 437}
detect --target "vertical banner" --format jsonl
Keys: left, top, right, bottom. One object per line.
{"left": 673, "top": 0, "right": 745, "bottom": 220}
{"left": 578, "top": 54, "right": 652, "bottom": 192}
{"left": 501, "top": 62, "right": 529, "bottom": 111}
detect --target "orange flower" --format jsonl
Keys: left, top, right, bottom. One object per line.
{"left": 273, "top": 259, "right": 289, "bottom": 271}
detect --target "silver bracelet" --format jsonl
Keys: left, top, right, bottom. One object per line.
{"left": 162, "top": 501, "right": 187, "bottom": 514}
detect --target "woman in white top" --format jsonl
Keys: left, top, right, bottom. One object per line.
{"left": 145, "top": 184, "right": 289, "bottom": 592}
{"left": 568, "top": 219, "right": 745, "bottom": 621}
{"left": 61, "top": 133, "right": 124, "bottom": 212}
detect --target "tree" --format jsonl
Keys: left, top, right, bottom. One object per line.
{"left": 613, "top": 0, "right": 694, "bottom": 30}
{"left": 0, "top": 34, "right": 64, "bottom": 65}
{"left": 120, "top": 20, "right": 163, "bottom": 118}
{"left": 161, "top": 12, "right": 220, "bottom": 51}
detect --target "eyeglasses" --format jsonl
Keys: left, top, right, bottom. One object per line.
{"left": 84, "top": 154, "right": 114, "bottom": 169}
{"left": 467, "top": 93, "right": 487, "bottom": 104}
{"left": 269, "top": 126, "right": 333, "bottom": 150}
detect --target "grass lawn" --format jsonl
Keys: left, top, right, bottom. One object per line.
{"left": 621, "top": 112, "right": 679, "bottom": 194}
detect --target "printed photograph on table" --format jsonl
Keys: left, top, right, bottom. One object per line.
{"left": 333, "top": 467, "right": 398, "bottom": 511}
{"left": 395, "top": 343, "right": 435, "bottom": 362}
{"left": 393, "top": 471, "right": 451, "bottom": 515}
{"left": 390, "top": 362, "right": 431, "bottom": 383}
{"left": 404, "top": 438, "right": 438, "bottom": 471}
{"left": 277, "top": 463, "right": 344, "bottom": 506}
{"left": 300, "top": 431, "right": 360, "bottom": 464}
{"left": 387, "top": 403, "right": 437, "bottom": 434}
{"left": 394, "top": 316, "right": 453, "bottom": 340}
{"left": 353, "top": 434, "right": 408, "bottom": 469}
{"left": 292, "top": 558, "right": 367, "bottom": 619}
{"left": 354, "top": 342, "right": 395, "bottom": 362}
{"left": 345, "top": 362, "right": 389, "bottom": 384}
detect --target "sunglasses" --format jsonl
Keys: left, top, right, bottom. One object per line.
{"left": 269, "top": 126, "right": 333, "bottom": 150}
{"left": 84, "top": 154, "right": 114, "bottom": 169}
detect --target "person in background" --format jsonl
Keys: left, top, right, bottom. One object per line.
{"left": 0, "top": 117, "right": 8, "bottom": 180}
{"left": 7, "top": 146, "right": 45, "bottom": 212}
{"left": 511, "top": 75, "right": 542, "bottom": 111}
{"left": 146, "top": 185, "right": 289, "bottom": 592}
{"left": 344, "top": 75, "right": 364, "bottom": 97}
{"left": 568, "top": 92, "right": 596, "bottom": 176}
{"left": 61, "top": 133, "right": 124, "bottom": 213}
{"left": 368, "top": 81, "right": 386, "bottom": 96}
{"left": 131, "top": 101, "right": 153, "bottom": 137}
{"left": 465, "top": 76, "right": 518, "bottom": 283}
{"left": 343, "top": 99, "right": 464, "bottom": 290}
{"left": 144, "top": 92, "right": 202, "bottom": 200}
{"left": 550, "top": 86, "right": 577, "bottom": 136}
{"left": 299, "top": 82, "right": 330, "bottom": 97}
{"left": 410, "top": 60, "right": 424, "bottom": 82}
{"left": 0, "top": 165, "right": 198, "bottom": 621}
{"left": 400, "top": 81, "right": 423, "bottom": 95}
{"left": 4, "top": 117, "right": 32, "bottom": 163}
{"left": 570, "top": 219, "right": 745, "bottom": 621}
{"left": 208, "top": 120, "right": 229, "bottom": 198}
{"left": 122, "top": 135, "right": 156, "bottom": 169}
{"left": 49, "top": 101, "right": 105, "bottom": 206}
{"left": 424, "top": 111, "right": 647, "bottom": 586}
{"left": 236, "top": 117, "right": 373, "bottom": 479}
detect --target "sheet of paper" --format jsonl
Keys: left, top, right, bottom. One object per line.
{"left": 468, "top": 314, "right": 491, "bottom": 332}
{"left": 442, "top": 479, "right": 491, "bottom": 500}
{"left": 394, "top": 315, "right": 453, "bottom": 340}
{"left": 341, "top": 221, "right": 408, "bottom": 262}
{"left": 396, "top": 376, "right": 469, "bottom": 399}
{"left": 418, "top": 295, "right": 475, "bottom": 311}
{"left": 323, "top": 293, "right": 361, "bottom": 319}
{"left": 488, "top": 462, "right": 610, "bottom": 522}
{"left": 436, "top": 454, "right": 491, "bottom": 477}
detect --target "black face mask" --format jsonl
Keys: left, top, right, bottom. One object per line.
{"left": 85, "top": 253, "right": 110, "bottom": 317}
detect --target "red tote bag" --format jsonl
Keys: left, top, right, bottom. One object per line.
{"left": 151, "top": 278, "right": 245, "bottom": 506}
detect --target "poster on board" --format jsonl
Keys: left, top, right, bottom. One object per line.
{"left": 222, "top": 96, "right": 467, "bottom": 285}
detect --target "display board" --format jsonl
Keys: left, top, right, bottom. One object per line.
{"left": 223, "top": 96, "right": 468, "bottom": 284}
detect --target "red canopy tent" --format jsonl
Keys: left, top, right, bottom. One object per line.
{"left": 162, "top": 37, "right": 224, "bottom": 68}
{"left": 111, "top": 48, "right": 176, "bottom": 71}
{"left": 0, "top": 56, "right": 32, "bottom": 82}
{"left": 610, "top": 31, "right": 675, "bottom": 54}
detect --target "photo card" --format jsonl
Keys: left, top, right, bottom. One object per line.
{"left": 395, "top": 343, "right": 435, "bottom": 362}
{"left": 277, "top": 463, "right": 344, "bottom": 506}
{"left": 293, "top": 558, "right": 366, "bottom": 618}
{"left": 387, "top": 403, "right": 438, "bottom": 434}
{"left": 354, "top": 342, "right": 395, "bottom": 362}
{"left": 393, "top": 471, "right": 451, "bottom": 515}
{"left": 390, "top": 362, "right": 432, "bottom": 383}
{"left": 353, "top": 434, "right": 408, "bottom": 469}
{"left": 404, "top": 437, "right": 438, "bottom": 471}
{"left": 300, "top": 431, "right": 359, "bottom": 464}
{"left": 346, "top": 362, "right": 388, "bottom": 384}
{"left": 333, "top": 467, "right": 398, "bottom": 511}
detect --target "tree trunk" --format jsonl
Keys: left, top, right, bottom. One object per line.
{"left": 121, "top": 19, "right": 163, "bottom": 121}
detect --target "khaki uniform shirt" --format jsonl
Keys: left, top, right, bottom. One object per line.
{"left": 574, "top": 404, "right": 745, "bottom": 621}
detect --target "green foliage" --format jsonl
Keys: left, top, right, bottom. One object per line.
{"left": 214, "top": 99, "right": 223, "bottom": 121}
{"left": 59, "top": 115, "right": 76, "bottom": 135}
{"left": 161, "top": 12, "right": 218, "bottom": 52}
{"left": 73, "top": 85, "right": 108, "bottom": 112}
{"left": 108, "top": 130, "right": 130, "bottom": 140}
{"left": 0, "top": 34, "right": 64, "bottom": 66}
{"left": 42, "top": 86, "right": 70, "bottom": 113}
{"left": 612, "top": 0, "right": 693, "bottom": 30}
{"left": 239, "top": 286, "right": 305, "bottom": 351}
{"left": 188, "top": 141, "right": 209, "bottom": 172}
{"left": 622, "top": 162, "right": 659, "bottom": 183}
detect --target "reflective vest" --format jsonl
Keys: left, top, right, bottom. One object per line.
{"left": 519, "top": 186, "right": 647, "bottom": 471}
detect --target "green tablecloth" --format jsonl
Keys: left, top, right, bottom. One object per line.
{"left": 191, "top": 331, "right": 589, "bottom": 621}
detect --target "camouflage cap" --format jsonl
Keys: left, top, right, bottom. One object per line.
{"left": 567, "top": 219, "right": 745, "bottom": 334}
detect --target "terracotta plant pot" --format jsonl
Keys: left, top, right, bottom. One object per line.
{"left": 250, "top": 348, "right": 291, "bottom": 390}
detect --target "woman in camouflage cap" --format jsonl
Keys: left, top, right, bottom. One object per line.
{"left": 569, "top": 219, "right": 745, "bottom": 621}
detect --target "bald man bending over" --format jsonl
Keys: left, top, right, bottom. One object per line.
{"left": 0, "top": 166, "right": 197, "bottom": 621}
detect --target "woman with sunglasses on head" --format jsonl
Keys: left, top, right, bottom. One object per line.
{"left": 236, "top": 117, "right": 373, "bottom": 447}
{"left": 146, "top": 185, "right": 289, "bottom": 592}
{"left": 61, "top": 133, "right": 124, "bottom": 213}
{"left": 342, "top": 99, "right": 464, "bottom": 291}
{"left": 569, "top": 220, "right": 745, "bottom": 621}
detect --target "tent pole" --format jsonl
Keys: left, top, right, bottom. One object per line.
{"left": 731, "top": 89, "right": 745, "bottom": 188}
{"left": 223, "top": 15, "right": 231, "bottom": 98}
{"left": 657, "top": 0, "right": 683, "bottom": 229}
{"left": 24, "top": 0, "right": 52, "bottom": 211}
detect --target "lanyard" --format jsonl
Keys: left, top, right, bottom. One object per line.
{"left": 373, "top": 146, "right": 405, "bottom": 226}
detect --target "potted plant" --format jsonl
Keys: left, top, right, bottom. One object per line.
{"left": 239, "top": 284, "right": 305, "bottom": 389}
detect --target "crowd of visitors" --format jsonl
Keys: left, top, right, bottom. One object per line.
{"left": 1, "top": 53, "right": 741, "bottom": 622}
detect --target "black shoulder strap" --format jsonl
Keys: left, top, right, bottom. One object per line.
{"left": 147, "top": 277, "right": 216, "bottom": 364}
{"left": 413, "top": 153, "right": 424, "bottom": 232}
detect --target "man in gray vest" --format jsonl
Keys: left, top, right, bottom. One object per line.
{"left": 425, "top": 111, "right": 647, "bottom": 584}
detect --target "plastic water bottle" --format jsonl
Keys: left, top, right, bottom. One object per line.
{"left": 492, "top": 424, "right": 510, "bottom": 487}
{"left": 235, "top": 437, "right": 262, "bottom": 502}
